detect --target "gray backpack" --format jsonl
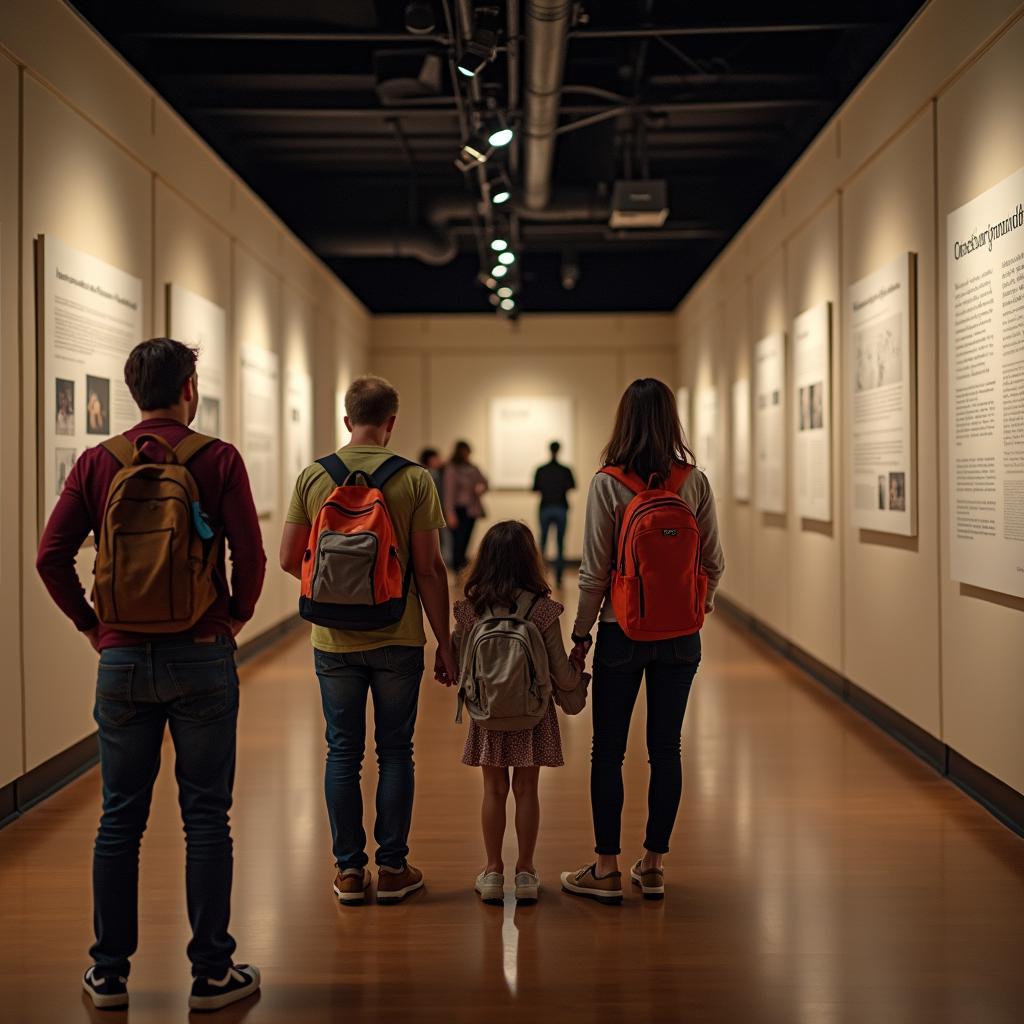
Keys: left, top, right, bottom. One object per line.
{"left": 456, "top": 593, "right": 551, "bottom": 731}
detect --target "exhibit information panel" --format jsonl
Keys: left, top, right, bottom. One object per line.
{"left": 38, "top": 235, "right": 143, "bottom": 522}
{"left": 792, "top": 302, "right": 832, "bottom": 522}
{"left": 847, "top": 253, "right": 917, "bottom": 536}
{"left": 947, "top": 167, "right": 1024, "bottom": 598}
{"left": 285, "top": 369, "right": 314, "bottom": 487}
{"left": 755, "top": 332, "right": 786, "bottom": 514}
{"left": 695, "top": 385, "right": 718, "bottom": 483}
{"left": 732, "top": 378, "right": 751, "bottom": 502}
{"left": 240, "top": 344, "right": 280, "bottom": 517}
{"left": 676, "top": 386, "right": 691, "bottom": 445}
{"left": 167, "top": 284, "right": 228, "bottom": 440}
{"left": 488, "top": 396, "right": 574, "bottom": 489}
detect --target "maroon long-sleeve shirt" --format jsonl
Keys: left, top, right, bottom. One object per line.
{"left": 37, "top": 418, "right": 267, "bottom": 650}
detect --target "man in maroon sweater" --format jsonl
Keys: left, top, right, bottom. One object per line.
{"left": 37, "top": 338, "right": 266, "bottom": 1012}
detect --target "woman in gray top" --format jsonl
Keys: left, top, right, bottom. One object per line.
{"left": 560, "top": 378, "right": 724, "bottom": 905}
{"left": 443, "top": 440, "right": 489, "bottom": 572}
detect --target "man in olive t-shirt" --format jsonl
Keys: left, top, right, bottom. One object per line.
{"left": 280, "top": 376, "right": 455, "bottom": 907}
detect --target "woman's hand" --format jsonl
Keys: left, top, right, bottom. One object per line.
{"left": 569, "top": 634, "right": 592, "bottom": 671}
{"left": 446, "top": 513, "right": 458, "bottom": 529}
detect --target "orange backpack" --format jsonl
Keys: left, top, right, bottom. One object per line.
{"left": 601, "top": 464, "right": 707, "bottom": 641}
{"left": 299, "top": 453, "right": 414, "bottom": 629}
{"left": 93, "top": 432, "right": 219, "bottom": 632}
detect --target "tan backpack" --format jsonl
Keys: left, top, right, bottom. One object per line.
{"left": 92, "top": 432, "right": 219, "bottom": 633}
{"left": 456, "top": 593, "right": 552, "bottom": 731}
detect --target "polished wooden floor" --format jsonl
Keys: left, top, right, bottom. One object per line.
{"left": 1, "top": 576, "right": 1022, "bottom": 1023}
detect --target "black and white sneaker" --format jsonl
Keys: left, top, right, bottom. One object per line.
{"left": 188, "top": 964, "right": 261, "bottom": 1012}
{"left": 82, "top": 966, "right": 129, "bottom": 1009}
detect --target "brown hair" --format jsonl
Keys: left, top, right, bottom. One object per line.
{"left": 124, "top": 337, "right": 198, "bottom": 410}
{"left": 463, "top": 521, "right": 550, "bottom": 614}
{"left": 601, "top": 378, "right": 695, "bottom": 483}
{"left": 450, "top": 440, "right": 472, "bottom": 464}
{"left": 345, "top": 375, "right": 399, "bottom": 426}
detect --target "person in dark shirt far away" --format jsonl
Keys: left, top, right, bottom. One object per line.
{"left": 532, "top": 440, "right": 576, "bottom": 586}
{"left": 36, "top": 337, "right": 266, "bottom": 1013}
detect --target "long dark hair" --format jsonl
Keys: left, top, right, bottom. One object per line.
{"left": 463, "top": 521, "right": 550, "bottom": 614}
{"left": 601, "top": 378, "right": 694, "bottom": 482}
{"left": 450, "top": 440, "right": 472, "bottom": 464}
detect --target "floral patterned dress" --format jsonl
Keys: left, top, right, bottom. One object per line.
{"left": 456, "top": 596, "right": 574, "bottom": 768}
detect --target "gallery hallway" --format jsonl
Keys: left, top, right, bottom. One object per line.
{"left": 0, "top": 578, "right": 1021, "bottom": 1024}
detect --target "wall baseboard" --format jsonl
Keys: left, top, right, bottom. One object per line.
{"left": 0, "top": 615, "right": 305, "bottom": 832}
{"left": 715, "top": 595, "right": 1024, "bottom": 839}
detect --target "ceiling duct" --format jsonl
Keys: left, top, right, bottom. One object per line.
{"left": 522, "top": 1, "right": 572, "bottom": 211}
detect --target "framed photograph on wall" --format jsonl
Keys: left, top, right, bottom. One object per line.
{"left": 792, "top": 302, "right": 832, "bottom": 522}
{"left": 754, "top": 332, "right": 786, "bottom": 514}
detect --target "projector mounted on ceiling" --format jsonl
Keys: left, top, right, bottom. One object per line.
{"left": 609, "top": 179, "right": 669, "bottom": 228}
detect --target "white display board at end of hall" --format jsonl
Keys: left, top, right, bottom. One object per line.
{"left": 731, "top": 377, "right": 751, "bottom": 502}
{"left": 240, "top": 345, "right": 280, "bottom": 518}
{"left": 488, "top": 396, "right": 574, "bottom": 489}
{"left": 947, "top": 166, "right": 1024, "bottom": 598}
{"left": 167, "top": 283, "right": 228, "bottom": 441}
{"left": 792, "top": 302, "right": 833, "bottom": 522}
{"left": 38, "top": 235, "right": 144, "bottom": 525}
{"left": 847, "top": 253, "right": 917, "bottom": 536}
{"left": 754, "top": 332, "right": 787, "bottom": 514}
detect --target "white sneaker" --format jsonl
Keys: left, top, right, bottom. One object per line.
{"left": 514, "top": 871, "right": 540, "bottom": 904}
{"left": 474, "top": 871, "right": 505, "bottom": 905}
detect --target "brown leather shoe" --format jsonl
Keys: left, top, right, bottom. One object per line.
{"left": 376, "top": 863, "right": 424, "bottom": 905}
{"left": 630, "top": 859, "right": 665, "bottom": 900}
{"left": 333, "top": 867, "right": 371, "bottom": 905}
{"left": 560, "top": 864, "right": 623, "bottom": 905}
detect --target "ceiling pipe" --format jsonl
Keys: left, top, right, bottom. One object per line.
{"left": 522, "top": 1, "right": 571, "bottom": 210}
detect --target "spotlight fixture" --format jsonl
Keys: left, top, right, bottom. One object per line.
{"left": 489, "top": 292, "right": 501, "bottom": 306}
{"left": 497, "top": 251, "right": 515, "bottom": 265}
{"left": 491, "top": 264, "right": 509, "bottom": 278}
{"left": 404, "top": 1, "right": 436, "bottom": 35}
{"left": 456, "top": 5, "right": 500, "bottom": 78}
{"left": 489, "top": 168, "right": 512, "bottom": 205}
{"left": 485, "top": 111, "right": 514, "bottom": 148}
{"left": 484, "top": 276, "right": 498, "bottom": 289}
{"left": 497, "top": 286, "right": 513, "bottom": 298}
{"left": 499, "top": 297, "right": 516, "bottom": 311}
{"left": 454, "top": 132, "right": 491, "bottom": 171}
{"left": 490, "top": 238, "right": 508, "bottom": 252}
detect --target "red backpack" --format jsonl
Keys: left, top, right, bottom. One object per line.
{"left": 601, "top": 463, "right": 707, "bottom": 641}
{"left": 299, "top": 453, "right": 414, "bottom": 629}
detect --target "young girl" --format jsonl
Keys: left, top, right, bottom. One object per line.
{"left": 453, "top": 521, "right": 587, "bottom": 905}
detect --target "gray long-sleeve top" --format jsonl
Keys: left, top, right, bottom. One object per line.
{"left": 572, "top": 467, "right": 725, "bottom": 638}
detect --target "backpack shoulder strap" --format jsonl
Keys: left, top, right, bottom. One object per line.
{"left": 173, "top": 432, "right": 216, "bottom": 466}
{"left": 316, "top": 453, "right": 349, "bottom": 487}
{"left": 600, "top": 465, "right": 644, "bottom": 495}
{"left": 101, "top": 435, "right": 135, "bottom": 468}
{"left": 370, "top": 455, "right": 414, "bottom": 490}
{"left": 666, "top": 462, "right": 694, "bottom": 493}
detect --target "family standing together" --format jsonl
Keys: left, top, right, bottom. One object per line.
{"left": 36, "top": 338, "right": 724, "bottom": 1012}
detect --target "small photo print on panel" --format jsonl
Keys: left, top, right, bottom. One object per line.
{"left": 878, "top": 475, "right": 887, "bottom": 510}
{"left": 56, "top": 378, "right": 75, "bottom": 436}
{"left": 855, "top": 312, "right": 903, "bottom": 392}
{"left": 799, "top": 386, "right": 810, "bottom": 431}
{"left": 888, "top": 471, "right": 906, "bottom": 511}
{"left": 809, "top": 382, "right": 824, "bottom": 429}
{"left": 86, "top": 375, "right": 111, "bottom": 435}
{"left": 55, "top": 448, "right": 77, "bottom": 495}
{"left": 197, "top": 396, "right": 221, "bottom": 437}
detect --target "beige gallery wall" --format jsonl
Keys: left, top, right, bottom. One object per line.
{"left": 0, "top": 0, "right": 371, "bottom": 784}
{"left": 675, "top": 0, "right": 1024, "bottom": 794}
{"left": 371, "top": 314, "right": 677, "bottom": 561}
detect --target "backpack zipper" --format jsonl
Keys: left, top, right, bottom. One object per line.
{"left": 617, "top": 497, "right": 689, "bottom": 572}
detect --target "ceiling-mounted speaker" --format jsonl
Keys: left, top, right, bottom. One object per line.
{"left": 608, "top": 179, "right": 669, "bottom": 228}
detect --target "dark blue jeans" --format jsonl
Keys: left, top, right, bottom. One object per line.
{"left": 539, "top": 505, "right": 568, "bottom": 581}
{"left": 314, "top": 645, "right": 424, "bottom": 870}
{"left": 90, "top": 637, "right": 239, "bottom": 980}
{"left": 590, "top": 622, "right": 701, "bottom": 856}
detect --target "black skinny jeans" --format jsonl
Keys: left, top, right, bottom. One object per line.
{"left": 450, "top": 506, "right": 478, "bottom": 571}
{"left": 590, "top": 622, "right": 701, "bottom": 856}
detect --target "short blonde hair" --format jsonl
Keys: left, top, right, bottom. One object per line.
{"left": 345, "top": 375, "right": 399, "bottom": 426}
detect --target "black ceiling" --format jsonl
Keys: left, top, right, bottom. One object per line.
{"left": 71, "top": 0, "right": 925, "bottom": 315}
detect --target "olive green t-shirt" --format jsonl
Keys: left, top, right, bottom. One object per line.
{"left": 286, "top": 446, "right": 446, "bottom": 653}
